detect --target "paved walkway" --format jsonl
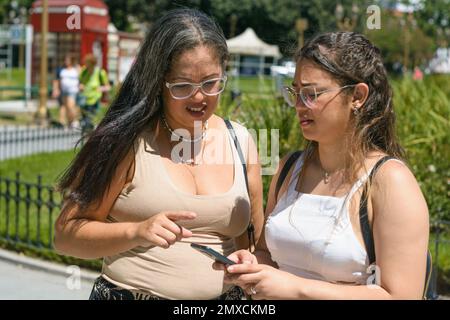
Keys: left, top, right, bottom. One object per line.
{"left": 0, "top": 249, "right": 98, "bottom": 300}
{"left": 0, "top": 100, "right": 36, "bottom": 113}
{"left": 0, "top": 99, "right": 58, "bottom": 113}
{"left": 0, "top": 125, "right": 81, "bottom": 161}
{"left": 0, "top": 248, "right": 449, "bottom": 300}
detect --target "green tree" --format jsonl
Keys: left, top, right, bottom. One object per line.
{"left": 0, "top": 0, "right": 33, "bottom": 24}
{"left": 210, "top": 0, "right": 374, "bottom": 55}
{"left": 104, "top": 0, "right": 374, "bottom": 55}
{"left": 104, "top": 0, "right": 210, "bottom": 32}
{"left": 413, "top": 0, "right": 450, "bottom": 48}
{"left": 365, "top": 7, "right": 436, "bottom": 71}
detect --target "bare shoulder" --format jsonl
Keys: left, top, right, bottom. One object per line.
{"left": 369, "top": 157, "right": 429, "bottom": 299}
{"left": 372, "top": 159, "right": 417, "bottom": 190}
{"left": 212, "top": 116, "right": 250, "bottom": 142}
{"left": 218, "top": 117, "right": 259, "bottom": 164}
{"left": 371, "top": 157, "right": 429, "bottom": 222}
{"left": 59, "top": 142, "right": 136, "bottom": 223}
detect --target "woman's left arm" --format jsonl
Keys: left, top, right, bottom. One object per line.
{"left": 228, "top": 161, "right": 430, "bottom": 299}
{"left": 234, "top": 132, "right": 264, "bottom": 250}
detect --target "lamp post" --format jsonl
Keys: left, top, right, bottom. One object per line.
{"left": 8, "top": 1, "right": 28, "bottom": 69}
{"left": 229, "top": 14, "right": 237, "bottom": 38}
{"left": 400, "top": 12, "right": 416, "bottom": 74}
{"left": 335, "top": 3, "right": 359, "bottom": 31}
{"left": 296, "top": 18, "right": 308, "bottom": 48}
{"left": 37, "top": 0, "right": 48, "bottom": 126}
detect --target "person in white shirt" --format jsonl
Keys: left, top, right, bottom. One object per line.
{"left": 52, "top": 54, "right": 80, "bottom": 128}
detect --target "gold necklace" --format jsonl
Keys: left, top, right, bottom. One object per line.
{"left": 161, "top": 114, "right": 208, "bottom": 143}
{"left": 161, "top": 118, "right": 207, "bottom": 166}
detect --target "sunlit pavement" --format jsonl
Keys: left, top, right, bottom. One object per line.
{"left": 0, "top": 249, "right": 97, "bottom": 300}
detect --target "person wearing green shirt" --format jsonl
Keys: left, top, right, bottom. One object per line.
{"left": 78, "top": 54, "right": 110, "bottom": 132}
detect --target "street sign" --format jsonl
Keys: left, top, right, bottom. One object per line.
{"left": 10, "top": 25, "right": 26, "bottom": 44}
{"left": 0, "top": 25, "right": 27, "bottom": 45}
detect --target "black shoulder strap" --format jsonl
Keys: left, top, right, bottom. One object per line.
{"left": 224, "top": 119, "right": 255, "bottom": 250}
{"left": 359, "top": 156, "right": 395, "bottom": 265}
{"left": 224, "top": 119, "right": 248, "bottom": 193}
{"left": 275, "top": 151, "right": 302, "bottom": 201}
{"left": 359, "top": 156, "right": 435, "bottom": 299}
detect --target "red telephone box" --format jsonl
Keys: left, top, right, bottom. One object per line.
{"left": 30, "top": 0, "right": 109, "bottom": 85}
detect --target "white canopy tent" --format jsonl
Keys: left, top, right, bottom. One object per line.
{"left": 427, "top": 48, "right": 450, "bottom": 74}
{"left": 227, "top": 27, "right": 281, "bottom": 57}
{"left": 226, "top": 28, "right": 281, "bottom": 76}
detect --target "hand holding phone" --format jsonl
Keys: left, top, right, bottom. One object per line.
{"left": 191, "top": 243, "right": 236, "bottom": 265}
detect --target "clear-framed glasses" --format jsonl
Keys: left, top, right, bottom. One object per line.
{"left": 282, "top": 84, "right": 356, "bottom": 108}
{"left": 165, "top": 75, "right": 227, "bottom": 100}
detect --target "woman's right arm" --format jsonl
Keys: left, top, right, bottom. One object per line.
{"left": 54, "top": 149, "right": 196, "bottom": 259}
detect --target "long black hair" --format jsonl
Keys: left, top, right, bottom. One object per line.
{"left": 57, "top": 8, "right": 229, "bottom": 210}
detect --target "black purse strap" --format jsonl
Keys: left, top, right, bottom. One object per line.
{"left": 224, "top": 119, "right": 255, "bottom": 250}
{"left": 359, "top": 156, "right": 395, "bottom": 265}
{"left": 275, "top": 151, "right": 302, "bottom": 201}
{"left": 359, "top": 156, "right": 435, "bottom": 299}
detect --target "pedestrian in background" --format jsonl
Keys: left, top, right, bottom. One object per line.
{"left": 78, "top": 54, "right": 110, "bottom": 133}
{"left": 52, "top": 54, "right": 80, "bottom": 129}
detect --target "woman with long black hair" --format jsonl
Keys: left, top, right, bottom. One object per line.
{"left": 54, "top": 8, "right": 264, "bottom": 300}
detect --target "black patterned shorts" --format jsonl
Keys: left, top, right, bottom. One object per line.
{"left": 89, "top": 276, "right": 244, "bottom": 300}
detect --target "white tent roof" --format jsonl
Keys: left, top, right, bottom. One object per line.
{"left": 226, "top": 28, "right": 281, "bottom": 58}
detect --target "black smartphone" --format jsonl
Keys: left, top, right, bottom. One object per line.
{"left": 191, "top": 243, "right": 236, "bottom": 265}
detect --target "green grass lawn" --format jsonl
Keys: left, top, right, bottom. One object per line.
{"left": 224, "top": 75, "right": 292, "bottom": 97}
{"left": 0, "top": 150, "right": 76, "bottom": 247}
{"left": 0, "top": 68, "right": 25, "bottom": 87}
{"left": 0, "top": 150, "right": 77, "bottom": 185}
{"left": 0, "top": 149, "right": 102, "bottom": 270}
{"left": 0, "top": 113, "right": 35, "bottom": 126}
{"left": 0, "top": 68, "right": 27, "bottom": 100}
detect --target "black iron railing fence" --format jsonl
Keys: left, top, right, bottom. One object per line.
{"left": 0, "top": 172, "right": 59, "bottom": 249}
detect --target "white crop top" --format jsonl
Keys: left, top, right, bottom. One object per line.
{"left": 265, "top": 154, "right": 402, "bottom": 285}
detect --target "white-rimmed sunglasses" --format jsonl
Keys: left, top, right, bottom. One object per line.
{"left": 165, "top": 76, "right": 227, "bottom": 100}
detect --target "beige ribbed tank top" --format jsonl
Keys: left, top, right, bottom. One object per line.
{"left": 101, "top": 120, "right": 251, "bottom": 299}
